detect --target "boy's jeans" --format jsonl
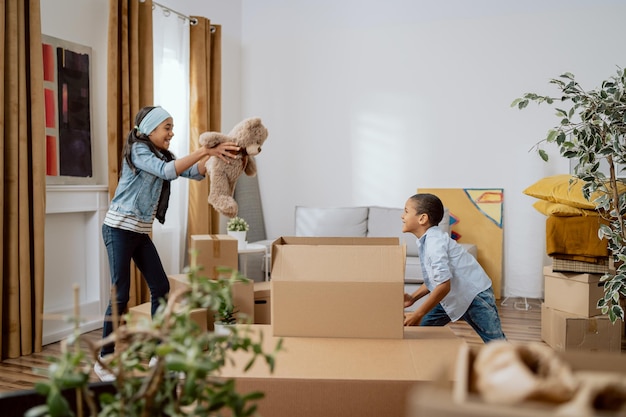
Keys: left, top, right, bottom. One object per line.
{"left": 420, "top": 287, "right": 506, "bottom": 343}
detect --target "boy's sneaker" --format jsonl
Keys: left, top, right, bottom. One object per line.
{"left": 94, "top": 355, "right": 116, "bottom": 382}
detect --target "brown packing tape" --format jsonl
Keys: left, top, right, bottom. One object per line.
{"left": 211, "top": 235, "right": 221, "bottom": 258}
{"left": 211, "top": 235, "right": 221, "bottom": 277}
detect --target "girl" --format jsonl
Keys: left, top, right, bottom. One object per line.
{"left": 95, "top": 106, "right": 239, "bottom": 381}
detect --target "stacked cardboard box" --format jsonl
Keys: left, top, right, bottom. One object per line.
{"left": 128, "top": 235, "right": 253, "bottom": 331}
{"left": 214, "top": 236, "right": 465, "bottom": 417}
{"left": 253, "top": 281, "right": 271, "bottom": 324}
{"left": 189, "top": 234, "right": 239, "bottom": 278}
{"left": 541, "top": 266, "right": 622, "bottom": 352}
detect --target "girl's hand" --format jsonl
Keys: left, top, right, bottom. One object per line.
{"left": 209, "top": 141, "right": 240, "bottom": 163}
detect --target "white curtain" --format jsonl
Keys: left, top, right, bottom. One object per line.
{"left": 152, "top": 7, "right": 191, "bottom": 274}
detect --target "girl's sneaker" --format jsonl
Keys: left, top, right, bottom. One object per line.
{"left": 93, "top": 355, "right": 115, "bottom": 382}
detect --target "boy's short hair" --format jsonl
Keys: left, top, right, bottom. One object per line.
{"left": 409, "top": 193, "right": 444, "bottom": 226}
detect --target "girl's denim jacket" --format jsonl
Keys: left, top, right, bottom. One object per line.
{"left": 108, "top": 143, "right": 204, "bottom": 223}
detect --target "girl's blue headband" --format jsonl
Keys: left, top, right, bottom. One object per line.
{"left": 137, "top": 107, "right": 172, "bottom": 135}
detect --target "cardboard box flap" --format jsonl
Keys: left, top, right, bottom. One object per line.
{"left": 272, "top": 244, "right": 404, "bottom": 283}
{"left": 271, "top": 236, "right": 400, "bottom": 268}
{"left": 543, "top": 265, "right": 602, "bottom": 284}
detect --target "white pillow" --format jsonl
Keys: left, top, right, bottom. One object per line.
{"left": 294, "top": 206, "right": 369, "bottom": 237}
{"left": 367, "top": 206, "right": 419, "bottom": 257}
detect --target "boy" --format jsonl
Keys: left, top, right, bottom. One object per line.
{"left": 402, "top": 193, "right": 506, "bottom": 343}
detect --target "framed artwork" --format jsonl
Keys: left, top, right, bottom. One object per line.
{"left": 42, "top": 35, "right": 95, "bottom": 184}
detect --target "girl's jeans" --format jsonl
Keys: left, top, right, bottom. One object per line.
{"left": 100, "top": 224, "right": 169, "bottom": 356}
{"left": 420, "top": 287, "right": 506, "bottom": 343}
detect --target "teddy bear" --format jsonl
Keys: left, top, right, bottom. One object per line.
{"left": 199, "top": 117, "right": 268, "bottom": 218}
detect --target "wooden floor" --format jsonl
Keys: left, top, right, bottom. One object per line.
{"left": 0, "top": 297, "right": 597, "bottom": 394}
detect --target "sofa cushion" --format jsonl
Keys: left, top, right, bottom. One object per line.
{"left": 367, "top": 206, "right": 419, "bottom": 257}
{"left": 295, "top": 206, "right": 369, "bottom": 237}
{"left": 404, "top": 256, "right": 424, "bottom": 283}
{"left": 367, "top": 206, "right": 450, "bottom": 257}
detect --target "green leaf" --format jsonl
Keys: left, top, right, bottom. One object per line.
{"left": 538, "top": 149, "right": 549, "bottom": 161}
{"left": 555, "top": 108, "right": 567, "bottom": 117}
{"left": 546, "top": 129, "right": 558, "bottom": 142}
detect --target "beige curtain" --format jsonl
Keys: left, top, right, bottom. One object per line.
{"left": 107, "top": 0, "right": 154, "bottom": 307}
{"left": 188, "top": 19, "right": 222, "bottom": 243}
{"left": 0, "top": 0, "right": 46, "bottom": 359}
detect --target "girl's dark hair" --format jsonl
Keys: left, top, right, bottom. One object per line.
{"left": 409, "top": 193, "right": 444, "bottom": 226}
{"left": 122, "top": 106, "right": 175, "bottom": 173}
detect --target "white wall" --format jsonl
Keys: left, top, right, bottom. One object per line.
{"left": 238, "top": 0, "right": 626, "bottom": 298}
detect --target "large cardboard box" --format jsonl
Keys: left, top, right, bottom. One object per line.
{"left": 221, "top": 324, "right": 464, "bottom": 417}
{"left": 540, "top": 303, "right": 622, "bottom": 352}
{"left": 270, "top": 236, "right": 405, "bottom": 339}
{"left": 543, "top": 265, "right": 605, "bottom": 317}
{"left": 168, "top": 273, "right": 255, "bottom": 325}
{"left": 407, "top": 343, "right": 626, "bottom": 417}
{"left": 190, "top": 235, "right": 238, "bottom": 278}
{"left": 254, "top": 281, "right": 271, "bottom": 324}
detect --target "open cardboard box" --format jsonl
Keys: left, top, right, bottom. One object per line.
{"left": 406, "top": 343, "right": 626, "bottom": 417}
{"left": 270, "top": 236, "right": 406, "bottom": 339}
{"left": 220, "top": 324, "right": 465, "bottom": 417}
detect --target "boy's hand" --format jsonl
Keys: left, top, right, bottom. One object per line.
{"left": 404, "top": 311, "right": 423, "bottom": 326}
{"left": 403, "top": 293, "right": 414, "bottom": 308}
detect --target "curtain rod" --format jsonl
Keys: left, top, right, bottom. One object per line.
{"left": 139, "top": 0, "right": 198, "bottom": 26}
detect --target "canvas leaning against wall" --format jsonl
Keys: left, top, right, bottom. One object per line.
{"left": 42, "top": 35, "right": 94, "bottom": 185}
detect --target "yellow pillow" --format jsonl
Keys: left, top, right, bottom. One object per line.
{"left": 523, "top": 174, "right": 596, "bottom": 209}
{"left": 532, "top": 200, "right": 598, "bottom": 217}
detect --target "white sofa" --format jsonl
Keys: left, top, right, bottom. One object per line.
{"left": 292, "top": 206, "right": 477, "bottom": 283}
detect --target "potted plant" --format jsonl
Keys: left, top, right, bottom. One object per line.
{"left": 25, "top": 253, "right": 282, "bottom": 417}
{"left": 212, "top": 271, "right": 246, "bottom": 335}
{"left": 512, "top": 68, "right": 626, "bottom": 323}
{"left": 227, "top": 216, "right": 249, "bottom": 249}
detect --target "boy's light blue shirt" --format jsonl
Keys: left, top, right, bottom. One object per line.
{"left": 417, "top": 226, "right": 492, "bottom": 321}
{"left": 108, "top": 142, "right": 204, "bottom": 223}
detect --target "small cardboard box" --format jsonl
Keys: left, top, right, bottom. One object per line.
{"left": 270, "top": 236, "right": 405, "bottom": 339}
{"left": 221, "top": 324, "right": 464, "bottom": 417}
{"left": 168, "top": 273, "right": 255, "bottom": 324}
{"left": 540, "top": 303, "right": 622, "bottom": 352}
{"left": 190, "top": 235, "right": 238, "bottom": 278}
{"left": 127, "top": 301, "right": 209, "bottom": 331}
{"left": 254, "top": 281, "right": 271, "bottom": 324}
{"left": 543, "top": 265, "right": 605, "bottom": 317}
